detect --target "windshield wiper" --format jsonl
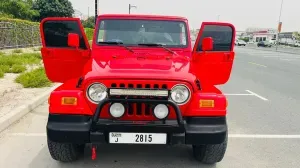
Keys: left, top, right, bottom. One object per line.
{"left": 138, "top": 43, "right": 177, "bottom": 55}
{"left": 98, "top": 41, "right": 134, "bottom": 53}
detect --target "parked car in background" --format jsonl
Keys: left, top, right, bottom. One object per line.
{"left": 235, "top": 39, "right": 246, "bottom": 46}
{"left": 257, "top": 41, "right": 272, "bottom": 47}
{"left": 294, "top": 41, "right": 300, "bottom": 47}
{"left": 269, "top": 39, "right": 277, "bottom": 45}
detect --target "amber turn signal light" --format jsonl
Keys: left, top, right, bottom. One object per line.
{"left": 61, "top": 97, "right": 77, "bottom": 105}
{"left": 199, "top": 99, "right": 214, "bottom": 108}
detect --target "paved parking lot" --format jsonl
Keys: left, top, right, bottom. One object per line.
{"left": 0, "top": 47, "right": 300, "bottom": 168}
{"left": 245, "top": 44, "right": 300, "bottom": 54}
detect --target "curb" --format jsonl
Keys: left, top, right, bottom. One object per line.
{"left": 0, "top": 83, "right": 61, "bottom": 133}
{"left": 242, "top": 46, "right": 300, "bottom": 55}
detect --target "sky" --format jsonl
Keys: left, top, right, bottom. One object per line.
{"left": 70, "top": 0, "right": 299, "bottom": 32}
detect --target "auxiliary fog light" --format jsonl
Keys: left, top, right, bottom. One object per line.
{"left": 109, "top": 103, "right": 125, "bottom": 118}
{"left": 153, "top": 104, "right": 169, "bottom": 120}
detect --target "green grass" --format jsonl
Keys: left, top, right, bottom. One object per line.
{"left": 15, "top": 67, "right": 51, "bottom": 88}
{"left": 0, "top": 70, "right": 4, "bottom": 78}
{"left": 0, "top": 53, "right": 41, "bottom": 67}
{"left": 12, "top": 49, "right": 23, "bottom": 53}
{"left": 10, "top": 64, "right": 27, "bottom": 73}
{"left": 0, "top": 51, "right": 4, "bottom": 55}
{"left": 0, "top": 65, "right": 10, "bottom": 73}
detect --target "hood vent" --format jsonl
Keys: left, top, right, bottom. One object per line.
{"left": 110, "top": 83, "right": 168, "bottom": 90}
{"left": 195, "top": 79, "right": 201, "bottom": 90}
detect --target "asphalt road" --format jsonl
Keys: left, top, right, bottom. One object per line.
{"left": 245, "top": 44, "right": 300, "bottom": 54}
{"left": 1, "top": 47, "right": 300, "bottom": 168}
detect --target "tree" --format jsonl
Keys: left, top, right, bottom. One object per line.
{"left": 0, "top": 0, "right": 39, "bottom": 20}
{"left": 82, "top": 16, "right": 95, "bottom": 28}
{"left": 33, "top": 0, "right": 74, "bottom": 21}
{"left": 238, "top": 37, "right": 249, "bottom": 42}
{"left": 293, "top": 32, "right": 300, "bottom": 41}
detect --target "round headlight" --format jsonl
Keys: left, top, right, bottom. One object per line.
{"left": 153, "top": 104, "right": 169, "bottom": 119}
{"left": 109, "top": 103, "right": 125, "bottom": 118}
{"left": 170, "top": 84, "right": 191, "bottom": 105}
{"left": 87, "top": 83, "right": 107, "bottom": 103}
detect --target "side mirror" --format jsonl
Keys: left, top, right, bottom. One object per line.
{"left": 68, "top": 33, "right": 80, "bottom": 48}
{"left": 202, "top": 37, "right": 213, "bottom": 51}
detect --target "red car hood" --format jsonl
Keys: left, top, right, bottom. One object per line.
{"left": 84, "top": 53, "right": 197, "bottom": 84}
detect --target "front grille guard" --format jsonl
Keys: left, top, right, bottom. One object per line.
{"left": 91, "top": 98, "right": 184, "bottom": 128}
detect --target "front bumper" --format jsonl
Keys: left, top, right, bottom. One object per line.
{"left": 47, "top": 98, "right": 227, "bottom": 145}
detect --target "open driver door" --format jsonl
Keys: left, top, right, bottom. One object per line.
{"left": 40, "top": 17, "right": 91, "bottom": 83}
{"left": 191, "top": 22, "right": 236, "bottom": 86}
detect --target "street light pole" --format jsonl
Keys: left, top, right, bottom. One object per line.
{"left": 129, "top": 4, "right": 137, "bottom": 14}
{"left": 217, "top": 15, "right": 220, "bottom": 21}
{"left": 95, "top": 0, "right": 98, "bottom": 24}
{"left": 276, "top": 0, "right": 284, "bottom": 51}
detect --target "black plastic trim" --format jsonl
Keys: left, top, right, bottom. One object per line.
{"left": 46, "top": 114, "right": 227, "bottom": 145}
{"left": 92, "top": 98, "right": 184, "bottom": 127}
{"left": 46, "top": 114, "right": 92, "bottom": 144}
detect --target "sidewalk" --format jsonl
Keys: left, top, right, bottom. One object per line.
{"left": 0, "top": 47, "right": 60, "bottom": 132}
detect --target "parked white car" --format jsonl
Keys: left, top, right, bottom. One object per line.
{"left": 269, "top": 39, "right": 277, "bottom": 45}
{"left": 235, "top": 40, "right": 247, "bottom": 46}
{"left": 294, "top": 41, "right": 300, "bottom": 47}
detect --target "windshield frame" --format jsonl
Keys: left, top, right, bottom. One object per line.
{"left": 95, "top": 18, "right": 189, "bottom": 48}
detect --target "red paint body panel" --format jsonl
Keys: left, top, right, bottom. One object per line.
{"left": 192, "top": 22, "right": 236, "bottom": 86}
{"left": 40, "top": 14, "right": 236, "bottom": 119}
{"left": 186, "top": 86, "right": 227, "bottom": 116}
{"left": 40, "top": 17, "right": 91, "bottom": 83}
{"left": 49, "top": 90, "right": 92, "bottom": 115}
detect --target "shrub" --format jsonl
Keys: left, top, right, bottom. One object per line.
{"left": 0, "top": 65, "right": 10, "bottom": 73}
{"left": 17, "top": 53, "right": 41, "bottom": 64}
{"left": 0, "top": 70, "right": 4, "bottom": 78}
{"left": 85, "top": 28, "right": 94, "bottom": 41}
{"left": 0, "top": 53, "right": 41, "bottom": 67}
{"left": 0, "top": 17, "right": 41, "bottom": 49}
{"left": 15, "top": 67, "right": 51, "bottom": 88}
{"left": 0, "top": 55, "right": 22, "bottom": 66}
{"left": 10, "top": 64, "right": 26, "bottom": 73}
{"left": 12, "top": 49, "right": 23, "bottom": 53}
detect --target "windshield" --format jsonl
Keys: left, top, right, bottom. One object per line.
{"left": 96, "top": 19, "right": 188, "bottom": 47}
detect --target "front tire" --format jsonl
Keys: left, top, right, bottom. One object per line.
{"left": 192, "top": 134, "right": 228, "bottom": 164}
{"left": 47, "top": 138, "right": 85, "bottom": 162}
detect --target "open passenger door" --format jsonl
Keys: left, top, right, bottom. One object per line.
{"left": 191, "top": 22, "right": 236, "bottom": 86}
{"left": 40, "top": 17, "right": 91, "bottom": 83}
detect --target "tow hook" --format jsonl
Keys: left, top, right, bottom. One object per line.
{"left": 91, "top": 145, "right": 97, "bottom": 160}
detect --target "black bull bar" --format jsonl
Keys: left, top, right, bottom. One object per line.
{"left": 90, "top": 98, "right": 186, "bottom": 134}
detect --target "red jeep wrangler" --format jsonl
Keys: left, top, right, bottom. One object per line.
{"left": 40, "top": 14, "right": 235, "bottom": 164}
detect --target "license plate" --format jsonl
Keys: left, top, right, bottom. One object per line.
{"left": 109, "top": 132, "right": 167, "bottom": 144}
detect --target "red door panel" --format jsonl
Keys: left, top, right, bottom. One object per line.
{"left": 191, "top": 22, "right": 236, "bottom": 86}
{"left": 40, "top": 17, "right": 91, "bottom": 83}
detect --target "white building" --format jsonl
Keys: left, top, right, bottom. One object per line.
{"left": 245, "top": 27, "right": 278, "bottom": 43}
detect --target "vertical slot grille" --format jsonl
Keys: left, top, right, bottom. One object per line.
{"left": 109, "top": 82, "right": 169, "bottom": 117}
{"left": 110, "top": 83, "right": 168, "bottom": 89}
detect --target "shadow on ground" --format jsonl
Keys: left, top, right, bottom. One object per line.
{"left": 30, "top": 144, "right": 218, "bottom": 168}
